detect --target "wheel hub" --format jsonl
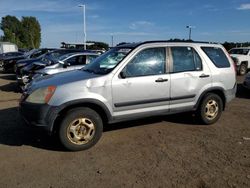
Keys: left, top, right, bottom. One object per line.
{"left": 205, "top": 99, "right": 219, "bottom": 120}
{"left": 67, "top": 118, "right": 95, "bottom": 145}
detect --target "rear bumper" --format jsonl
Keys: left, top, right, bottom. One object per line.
{"left": 225, "top": 83, "right": 237, "bottom": 103}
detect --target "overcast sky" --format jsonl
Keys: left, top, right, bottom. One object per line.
{"left": 0, "top": 0, "right": 250, "bottom": 47}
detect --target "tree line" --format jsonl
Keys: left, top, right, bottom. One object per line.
{"left": 1, "top": 15, "right": 249, "bottom": 51}
{"left": 0, "top": 15, "right": 41, "bottom": 49}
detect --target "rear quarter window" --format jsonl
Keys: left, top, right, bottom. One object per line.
{"left": 201, "top": 47, "right": 230, "bottom": 68}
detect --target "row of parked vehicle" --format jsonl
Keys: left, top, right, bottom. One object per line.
{"left": 0, "top": 48, "right": 100, "bottom": 90}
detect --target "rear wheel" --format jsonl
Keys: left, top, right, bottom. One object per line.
{"left": 199, "top": 93, "right": 223, "bottom": 125}
{"left": 59, "top": 107, "right": 103, "bottom": 151}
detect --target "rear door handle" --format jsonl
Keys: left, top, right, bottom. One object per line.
{"left": 199, "top": 74, "right": 210, "bottom": 78}
{"left": 155, "top": 78, "right": 168, "bottom": 82}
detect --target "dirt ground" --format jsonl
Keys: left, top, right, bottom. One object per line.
{"left": 0, "top": 72, "right": 249, "bottom": 188}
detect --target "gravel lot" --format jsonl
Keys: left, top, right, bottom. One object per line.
{"left": 0, "top": 72, "right": 250, "bottom": 188}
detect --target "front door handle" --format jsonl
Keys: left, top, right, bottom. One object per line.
{"left": 199, "top": 74, "right": 210, "bottom": 78}
{"left": 155, "top": 78, "right": 168, "bottom": 82}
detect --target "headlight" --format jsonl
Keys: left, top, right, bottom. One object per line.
{"left": 234, "top": 58, "right": 240, "bottom": 65}
{"left": 26, "top": 86, "right": 56, "bottom": 104}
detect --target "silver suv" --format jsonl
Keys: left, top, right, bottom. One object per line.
{"left": 20, "top": 41, "right": 237, "bottom": 151}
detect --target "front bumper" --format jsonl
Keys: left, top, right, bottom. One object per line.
{"left": 17, "top": 75, "right": 30, "bottom": 86}
{"left": 19, "top": 101, "right": 59, "bottom": 133}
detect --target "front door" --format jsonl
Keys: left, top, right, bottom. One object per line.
{"left": 112, "top": 47, "right": 170, "bottom": 116}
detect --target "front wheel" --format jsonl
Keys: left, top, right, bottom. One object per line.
{"left": 239, "top": 63, "right": 247, "bottom": 75}
{"left": 59, "top": 107, "right": 103, "bottom": 151}
{"left": 198, "top": 93, "right": 223, "bottom": 125}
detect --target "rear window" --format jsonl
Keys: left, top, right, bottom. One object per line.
{"left": 202, "top": 47, "right": 230, "bottom": 68}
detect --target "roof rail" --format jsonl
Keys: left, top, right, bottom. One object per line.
{"left": 138, "top": 40, "right": 220, "bottom": 45}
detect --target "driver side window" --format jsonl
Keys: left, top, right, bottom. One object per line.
{"left": 122, "top": 47, "right": 166, "bottom": 77}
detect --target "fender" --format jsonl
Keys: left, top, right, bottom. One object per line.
{"left": 194, "top": 86, "right": 226, "bottom": 110}
{"left": 49, "top": 98, "right": 113, "bottom": 132}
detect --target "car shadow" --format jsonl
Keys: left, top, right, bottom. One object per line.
{"left": 104, "top": 112, "right": 199, "bottom": 132}
{"left": 0, "top": 82, "right": 21, "bottom": 93}
{"left": 0, "top": 107, "right": 64, "bottom": 151}
{"left": 0, "top": 74, "right": 16, "bottom": 80}
{"left": 0, "top": 107, "right": 200, "bottom": 151}
{"left": 236, "top": 84, "right": 250, "bottom": 99}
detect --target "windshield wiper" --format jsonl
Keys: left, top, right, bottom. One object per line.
{"left": 83, "top": 68, "right": 105, "bottom": 75}
{"left": 83, "top": 68, "right": 95, "bottom": 73}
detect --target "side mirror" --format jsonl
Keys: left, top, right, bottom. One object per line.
{"left": 59, "top": 61, "right": 70, "bottom": 68}
{"left": 120, "top": 71, "right": 127, "bottom": 79}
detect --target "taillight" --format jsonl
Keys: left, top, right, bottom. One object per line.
{"left": 233, "top": 62, "right": 237, "bottom": 74}
{"left": 225, "top": 50, "right": 237, "bottom": 74}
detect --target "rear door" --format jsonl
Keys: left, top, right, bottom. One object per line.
{"left": 169, "top": 46, "right": 212, "bottom": 110}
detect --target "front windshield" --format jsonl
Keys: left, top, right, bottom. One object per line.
{"left": 82, "top": 47, "right": 132, "bottom": 74}
{"left": 58, "top": 53, "right": 73, "bottom": 61}
{"left": 41, "top": 51, "right": 67, "bottom": 65}
{"left": 24, "top": 49, "right": 36, "bottom": 57}
{"left": 229, "top": 48, "right": 249, "bottom": 55}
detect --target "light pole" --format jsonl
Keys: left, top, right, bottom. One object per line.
{"left": 111, "top": 34, "right": 114, "bottom": 47}
{"left": 78, "top": 4, "right": 86, "bottom": 50}
{"left": 186, "top": 25, "right": 195, "bottom": 40}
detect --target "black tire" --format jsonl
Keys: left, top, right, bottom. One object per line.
{"left": 239, "top": 63, "right": 247, "bottom": 75}
{"left": 198, "top": 93, "right": 223, "bottom": 125}
{"left": 59, "top": 107, "right": 103, "bottom": 151}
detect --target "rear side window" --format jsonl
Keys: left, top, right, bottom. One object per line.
{"left": 171, "top": 47, "right": 202, "bottom": 73}
{"left": 202, "top": 47, "right": 230, "bottom": 68}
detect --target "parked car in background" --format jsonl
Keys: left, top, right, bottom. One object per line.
{"left": 0, "top": 51, "right": 24, "bottom": 71}
{"left": 1, "top": 48, "right": 55, "bottom": 73}
{"left": 15, "top": 49, "right": 85, "bottom": 75}
{"left": 0, "top": 42, "right": 18, "bottom": 54}
{"left": 243, "top": 72, "right": 250, "bottom": 90}
{"left": 20, "top": 41, "right": 236, "bottom": 151}
{"left": 229, "top": 47, "right": 250, "bottom": 75}
{"left": 19, "top": 51, "right": 98, "bottom": 87}
{"left": 0, "top": 51, "right": 24, "bottom": 60}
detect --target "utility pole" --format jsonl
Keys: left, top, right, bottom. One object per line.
{"left": 186, "top": 25, "right": 195, "bottom": 40}
{"left": 111, "top": 34, "right": 114, "bottom": 47}
{"left": 78, "top": 4, "right": 87, "bottom": 50}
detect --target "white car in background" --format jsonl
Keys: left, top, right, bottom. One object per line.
{"left": 229, "top": 47, "right": 250, "bottom": 75}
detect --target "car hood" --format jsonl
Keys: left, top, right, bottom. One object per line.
{"left": 4, "top": 55, "right": 25, "bottom": 61}
{"left": 230, "top": 54, "right": 246, "bottom": 58}
{"left": 22, "top": 60, "right": 47, "bottom": 72}
{"left": 16, "top": 58, "right": 40, "bottom": 66}
{"left": 30, "top": 70, "right": 101, "bottom": 91}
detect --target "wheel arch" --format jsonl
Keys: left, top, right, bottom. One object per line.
{"left": 195, "top": 87, "right": 226, "bottom": 111}
{"left": 52, "top": 99, "right": 112, "bottom": 133}
{"left": 241, "top": 61, "right": 248, "bottom": 66}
